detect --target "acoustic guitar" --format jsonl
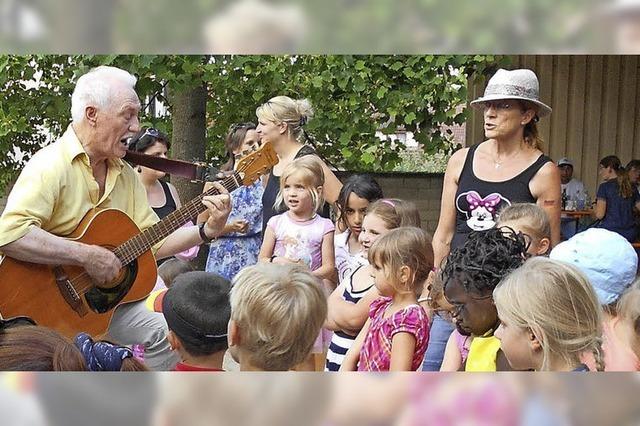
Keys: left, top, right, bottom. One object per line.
{"left": 0, "top": 142, "right": 278, "bottom": 338}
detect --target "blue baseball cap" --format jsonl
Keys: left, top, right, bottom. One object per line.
{"left": 550, "top": 228, "right": 638, "bottom": 305}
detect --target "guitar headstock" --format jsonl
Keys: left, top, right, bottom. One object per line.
{"left": 234, "top": 141, "right": 279, "bottom": 185}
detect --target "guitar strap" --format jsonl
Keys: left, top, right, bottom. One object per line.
{"left": 124, "top": 151, "right": 220, "bottom": 183}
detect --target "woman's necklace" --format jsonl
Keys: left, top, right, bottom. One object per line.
{"left": 493, "top": 147, "right": 522, "bottom": 169}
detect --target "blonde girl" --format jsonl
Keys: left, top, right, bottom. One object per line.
{"left": 325, "top": 199, "right": 421, "bottom": 371}
{"left": 615, "top": 279, "right": 640, "bottom": 369}
{"left": 340, "top": 227, "right": 434, "bottom": 371}
{"left": 256, "top": 96, "right": 342, "bottom": 232}
{"left": 497, "top": 203, "right": 551, "bottom": 256}
{"left": 493, "top": 257, "right": 604, "bottom": 371}
{"left": 258, "top": 156, "right": 335, "bottom": 370}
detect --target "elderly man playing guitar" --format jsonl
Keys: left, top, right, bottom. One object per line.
{"left": 0, "top": 66, "right": 232, "bottom": 370}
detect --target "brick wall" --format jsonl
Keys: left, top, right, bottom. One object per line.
{"left": 336, "top": 172, "right": 444, "bottom": 235}
{"left": 0, "top": 173, "right": 445, "bottom": 234}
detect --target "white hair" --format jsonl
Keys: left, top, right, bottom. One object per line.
{"left": 71, "top": 66, "right": 137, "bottom": 123}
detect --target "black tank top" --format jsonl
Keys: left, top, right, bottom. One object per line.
{"left": 262, "top": 145, "right": 330, "bottom": 235}
{"left": 450, "top": 143, "right": 551, "bottom": 250}
{"left": 152, "top": 180, "right": 177, "bottom": 220}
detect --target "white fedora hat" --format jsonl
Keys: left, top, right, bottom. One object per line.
{"left": 470, "top": 68, "right": 552, "bottom": 117}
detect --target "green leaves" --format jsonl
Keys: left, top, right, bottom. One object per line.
{"left": 0, "top": 54, "right": 508, "bottom": 190}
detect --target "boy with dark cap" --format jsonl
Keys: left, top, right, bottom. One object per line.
{"left": 149, "top": 271, "right": 231, "bottom": 371}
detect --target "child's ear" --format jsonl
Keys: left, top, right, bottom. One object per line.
{"left": 167, "top": 331, "right": 180, "bottom": 352}
{"left": 528, "top": 328, "right": 542, "bottom": 352}
{"left": 316, "top": 185, "right": 323, "bottom": 195}
{"left": 228, "top": 319, "right": 240, "bottom": 347}
{"left": 537, "top": 237, "right": 551, "bottom": 256}
{"left": 399, "top": 265, "right": 412, "bottom": 286}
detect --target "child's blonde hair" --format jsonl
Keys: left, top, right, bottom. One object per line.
{"left": 493, "top": 257, "right": 605, "bottom": 371}
{"left": 274, "top": 156, "right": 325, "bottom": 213}
{"left": 366, "top": 198, "right": 421, "bottom": 230}
{"left": 255, "top": 95, "right": 314, "bottom": 143}
{"left": 616, "top": 278, "right": 640, "bottom": 353}
{"left": 368, "top": 227, "right": 434, "bottom": 296}
{"left": 498, "top": 203, "right": 551, "bottom": 250}
{"left": 230, "top": 263, "right": 327, "bottom": 371}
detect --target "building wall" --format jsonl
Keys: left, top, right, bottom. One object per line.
{"left": 468, "top": 55, "right": 640, "bottom": 198}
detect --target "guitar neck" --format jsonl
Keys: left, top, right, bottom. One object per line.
{"left": 114, "top": 172, "right": 243, "bottom": 265}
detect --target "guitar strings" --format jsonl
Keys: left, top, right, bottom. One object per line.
{"left": 68, "top": 151, "right": 267, "bottom": 294}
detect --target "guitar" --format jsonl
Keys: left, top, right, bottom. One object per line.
{"left": 0, "top": 142, "right": 278, "bottom": 338}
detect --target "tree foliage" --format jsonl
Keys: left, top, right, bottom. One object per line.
{"left": 0, "top": 54, "right": 507, "bottom": 191}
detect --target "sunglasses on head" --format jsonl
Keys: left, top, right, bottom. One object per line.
{"left": 127, "top": 127, "right": 164, "bottom": 149}
{"left": 0, "top": 315, "right": 37, "bottom": 330}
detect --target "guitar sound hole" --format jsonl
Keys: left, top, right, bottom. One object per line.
{"left": 84, "top": 261, "right": 138, "bottom": 314}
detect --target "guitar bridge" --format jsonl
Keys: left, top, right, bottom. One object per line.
{"left": 53, "top": 266, "right": 88, "bottom": 317}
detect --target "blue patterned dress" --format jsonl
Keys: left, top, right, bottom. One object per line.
{"left": 206, "top": 181, "right": 263, "bottom": 281}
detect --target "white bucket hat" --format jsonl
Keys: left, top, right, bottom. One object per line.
{"left": 549, "top": 228, "right": 638, "bottom": 305}
{"left": 470, "top": 68, "right": 552, "bottom": 117}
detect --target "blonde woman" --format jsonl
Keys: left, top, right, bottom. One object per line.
{"left": 256, "top": 96, "right": 342, "bottom": 232}
{"left": 493, "top": 257, "right": 605, "bottom": 371}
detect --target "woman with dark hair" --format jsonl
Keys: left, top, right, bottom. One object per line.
{"left": 423, "top": 68, "right": 561, "bottom": 371}
{"left": 128, "top": 127, "right": 199, "bottom": 264}
{"left": 0, "top": 326, "right": 86, "bottom": 371}
{"left": 204, "top": 123, "right": 264, "bottom": 281}
{"left": 595, "top": 155, "right": 640, "bottom": 242}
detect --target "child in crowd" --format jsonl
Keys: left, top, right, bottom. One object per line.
{"left": 149, "top": 271, "right": 232, "bottom": 371}
{"left": 493, "top": 257, "right": 605, "bottom": 371}
{"left": 227, "top": 263, "right": 327, "bottom": 371}
{"left": 333, "top": 174, "right": 384, "bottom": 282}
{"left": 616, "top": 278, "right": 640, "bottom": 368}
{"left": 0, "top": 325, "right": 86, "bottom": 371}
{"left": 340, "top": 227, "right": 433, "bottom": 371}
{"left": 550, "top": 228, "right": 640, "bottom": 370}
{"left": 438, "top": 204, "right": 551, "bottom": 371}
{"left": 158, "top": 258, "right": 194, "bottom": 288}
{"left": 440, "top": 227, "right": 529, "bottom": 371}
{"left": 74, "top": 333, "right": 148, "bottom": 371}
{"left": 325, "top": 199, "right": 421, "bottom": 371}
{"left": 497, "top": 203, "right": 551, "bottom": 256}
{"left": 259, "top": 156, "right": 335, "bottom": 370}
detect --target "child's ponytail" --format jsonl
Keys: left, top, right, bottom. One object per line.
{"left": 591, "top": 337, "right": 605, "bottom": 372}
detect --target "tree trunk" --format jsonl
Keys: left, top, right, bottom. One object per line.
{"left": 169, "top": 82, "right": 208, "bottom": 270}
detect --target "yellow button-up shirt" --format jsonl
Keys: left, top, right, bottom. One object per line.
{"left": 0, "top": 125, "right": 159, "bottom": 250}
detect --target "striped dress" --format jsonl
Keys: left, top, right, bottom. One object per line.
{"left": 325, "top": 264, "right": 373, "bottom": 371}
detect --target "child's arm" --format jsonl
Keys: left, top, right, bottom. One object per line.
{"left": 312, "top": 231, "right": 336, "bottom": 280}
{"left": 440, "top": 331, "right": 463, "bottom": 372}
{"left": 326, "top": 286, "right": 379, "bottom": 335}
{"left": 339, "top": 318, "right": 371, "bottom": 372}
{"left": 258, "top": 226, "right": 277, "bottom": 262}
{"left": 389, "top": 332, "right": 417, "bottom": 371}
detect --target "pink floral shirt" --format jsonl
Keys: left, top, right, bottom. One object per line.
{"left": 357, "top": 297, "right": 430, "bottom": 371}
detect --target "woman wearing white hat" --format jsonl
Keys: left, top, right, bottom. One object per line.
{"left": 422, "top": 68, "right": 561, "bottom": 371}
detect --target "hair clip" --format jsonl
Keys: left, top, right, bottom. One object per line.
{"left": 381, "top": 199, "right": 396, "bottom": 208}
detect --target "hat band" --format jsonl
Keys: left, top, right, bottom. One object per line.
{"left": 484, "top": 83, "right": 539, "bottom": 100}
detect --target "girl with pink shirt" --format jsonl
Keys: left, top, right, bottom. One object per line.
{"left": 340, "top": 227, "right": 433, "bottom": 371}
